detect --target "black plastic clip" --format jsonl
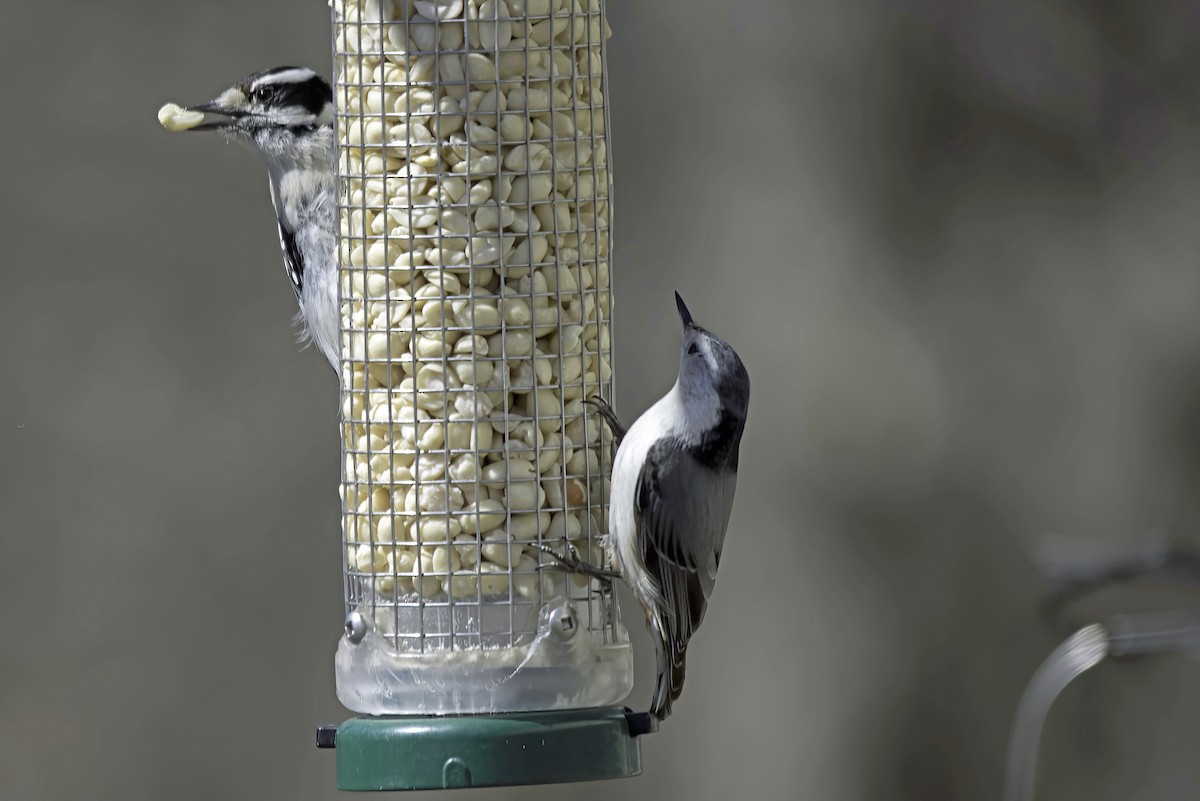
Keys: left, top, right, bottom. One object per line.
{"left": 315, "top": 725, "right": 338, "bottom": 748}
{"left": 623, "top": 708, "right": 658, "bottom": 737}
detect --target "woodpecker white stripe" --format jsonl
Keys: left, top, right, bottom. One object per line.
{"left": 252, "top": 68, "right": 317, "bottom": 88}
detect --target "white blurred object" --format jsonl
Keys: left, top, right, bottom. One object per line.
{"left": 1003, "top": 611, "right": 1200, "bottom": 801}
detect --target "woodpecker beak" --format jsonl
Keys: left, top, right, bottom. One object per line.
{"left": 159, "top": 86, "right": 252, "bottom": 133}
{"left": 674, "top": 291, "right": 695, "bottom": 329}
{"left": 180, "top": 100, "right": 250, "bottom": 131}
{"left": 158, "top": 101, "right": 244, "bottom": 132}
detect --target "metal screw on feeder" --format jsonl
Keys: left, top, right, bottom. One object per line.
{"left": 321, "top": 0, "right": 645, "bottom": 789}
{"left": 548, "top": 603, "right": 579, "bottom": 641}
{"left": 344, "top": 611, "right": 368, "bottom": 644}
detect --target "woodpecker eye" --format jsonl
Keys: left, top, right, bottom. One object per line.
{"left": 250, "top": 87, "right": 270, "bottom": 103}
{"left": 687, "top": 344, "right": 699, "bottom": 355}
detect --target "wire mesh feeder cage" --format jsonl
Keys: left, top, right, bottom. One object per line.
{"left": 323, "top": 0, "right": 644, "bottom": 789}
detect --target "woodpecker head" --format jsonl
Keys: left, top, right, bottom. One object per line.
{"left": 160, "top": 66, "right": 335, "bottom": 172}
{"left": 163, "top": 67, "right": 333, "bottom": 140}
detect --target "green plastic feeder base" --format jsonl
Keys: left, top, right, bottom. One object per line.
{"left": 318, "top": 707, "right": 650, "bottom": 791}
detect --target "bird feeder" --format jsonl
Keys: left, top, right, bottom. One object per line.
{"left": 318, "top": 0, "right": 645, "bottom": 789}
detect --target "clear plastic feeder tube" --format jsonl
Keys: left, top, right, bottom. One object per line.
{"left": 332, "top": 0, "right": 631, "bottom": 715}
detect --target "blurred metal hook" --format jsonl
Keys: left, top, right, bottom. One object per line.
{"left": 1003, "top": 611, "right": 1200, "bottom": 801}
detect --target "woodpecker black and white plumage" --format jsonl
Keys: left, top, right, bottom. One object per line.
{"left": 160, "top": 67, "right": 338, "bottom": 370}
{"left": 551, "top": 293, "right": 750, "bottom": 720}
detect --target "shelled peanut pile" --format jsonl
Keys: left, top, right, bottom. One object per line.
{"left": 335, "top": 0, "right": 614, "bottom": 605}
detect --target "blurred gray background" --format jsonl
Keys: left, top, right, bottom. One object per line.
{"left": 3, "top": 0, "right": 1200, "bottom": 799}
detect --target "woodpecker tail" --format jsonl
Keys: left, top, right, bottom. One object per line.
{"left": 649, "top": 628, "right": 687, "bottom": 721}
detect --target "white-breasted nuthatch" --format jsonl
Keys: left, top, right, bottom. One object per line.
{"left": 553, "top": 292, "right": 750, "bottom": 721}
{"left": 160, "top": 67, "right": 338, "bottom": 370}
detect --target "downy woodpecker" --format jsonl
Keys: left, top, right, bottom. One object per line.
{"left": 160, "top": 66, "right": 338, "bottom": 370}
